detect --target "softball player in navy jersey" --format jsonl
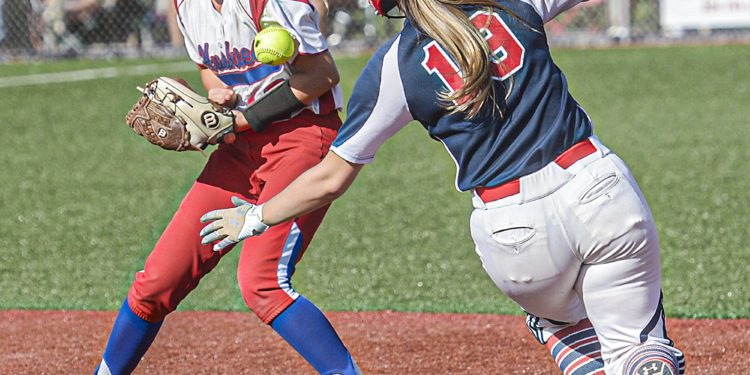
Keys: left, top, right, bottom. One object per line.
{"left": 92, "top": 0, "right": 363, "bottom": 373}
{"left": 200, "top": 0, "right": 686, "bottom": 373}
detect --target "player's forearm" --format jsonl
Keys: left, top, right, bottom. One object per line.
{"left": 262, "top": 152, "right": 362, "bottom": 226}
{"left": 233, "top": 80, "right": 305, "bottom": 133}
{"left": 288, "top": 51, "right": 340, "bottom": 105}
{"left": 261, "top": 175, "right": 339, "bottom": 226}
{"left": 232, "top": 52, "right": 339, "bottom": 133}
{"left": 199, "top": 67, "right": 229, "bottom": 93}
{"left": 233, "top": 111, "right": 252, "bottom": 133}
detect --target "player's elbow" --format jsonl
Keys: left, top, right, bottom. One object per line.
{"left": 330, "top": 69, "right": 340, "bottom": 86}
{"left": 294, "top": 52, "right": 339, "bottom": 89}
{"left": 319, "top": 177, "right": 348, "bottom": 201}
{"left": 324, "top": 67, "right": 340, "bottom": 88}
{"left": 312, "top": 152, "right": 359, "bottom": 202}
{"left": 319, "top": 54, "right": 340, "bottom": 88}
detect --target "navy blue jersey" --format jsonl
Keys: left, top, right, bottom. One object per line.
{"left": 331, "top": 0, "right": 592, "bottom": 191}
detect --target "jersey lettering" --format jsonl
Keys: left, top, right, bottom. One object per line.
{"left": 421, "top": 41, "right": 464, "bottom": 94}
{"left": 420, "top": 10, "right": 526, "bottom": 93}
{"left": 470, "top": 12, "right": 525, "bottom": 80}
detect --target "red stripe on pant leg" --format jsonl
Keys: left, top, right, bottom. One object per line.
{"left": 236, "top": 115, "right": 337, "bottom": 324}
{"left": 237, "top": 208, "right": 331, "bottom": 324}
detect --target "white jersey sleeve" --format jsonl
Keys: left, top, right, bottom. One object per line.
{"left": 263, "top": 0, "right": 327, "bottom": 55}
{"left": 330, "top": 36, "right": 412, "bottom": 164}
{"left": 520, "top": 0, "right": 586, "bottom": 23}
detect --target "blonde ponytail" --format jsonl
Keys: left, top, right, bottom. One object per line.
{"left": 400, "top": 0, "right": 524, "bottom": 118}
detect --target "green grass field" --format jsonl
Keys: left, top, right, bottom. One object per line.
{"left": 1, "top": 44, "right": 748, "bottom": 319}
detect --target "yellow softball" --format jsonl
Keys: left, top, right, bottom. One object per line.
{"left": 253, "top": 26, "right": 297, "bottom": 66}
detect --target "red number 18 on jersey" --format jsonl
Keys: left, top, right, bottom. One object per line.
{"left": 421, "top": 11, "right": 526, "bottom": 94}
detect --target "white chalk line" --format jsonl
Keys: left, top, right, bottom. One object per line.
{"left": 0, "top": 61, "right": 196, "bottom": 88}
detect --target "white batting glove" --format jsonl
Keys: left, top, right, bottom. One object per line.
{"left": 199, "top": 196, "right": 270, "bottom": 251}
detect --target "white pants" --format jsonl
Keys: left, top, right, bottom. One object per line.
{"left": 470, "top": 138, "right": 683, "bottom": 374}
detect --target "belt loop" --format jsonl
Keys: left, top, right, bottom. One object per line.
{"left": 472, "top": 190, "right": 487, "bottom": 210}
{"left": 589, "top": 135, "right": 610, "bottom": 157}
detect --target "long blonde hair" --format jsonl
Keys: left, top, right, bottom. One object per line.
{"left": 400, "top": 0, "right": 523, "bottom": 118}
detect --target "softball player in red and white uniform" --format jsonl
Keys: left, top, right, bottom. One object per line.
{"left": 93, "top": 0, "right": 362, "bottom": 374}
{"left": 200, "top": 0, "right": 686, "bottom": 374}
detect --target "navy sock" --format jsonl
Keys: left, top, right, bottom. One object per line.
{"left": 94, "top": 298, "right": 163, "bottom": 375}
{"left": 271, "top": 296, "right": 359, "bottom": 375}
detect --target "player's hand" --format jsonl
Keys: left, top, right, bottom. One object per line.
{"left": 208, "top": 88, "right": 238, "bottom": 107}
{"left": 208, "top": 88, "right": 239, "bottom": 144}
{"left": 199, "top": 196, "right": 270, "bottom": 251}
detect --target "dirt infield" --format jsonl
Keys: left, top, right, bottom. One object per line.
{"left": 1, "top": 310, "right": 748, "bottom": 374}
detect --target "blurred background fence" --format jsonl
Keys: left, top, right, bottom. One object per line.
{"left": 1, "top": 0, "right": 750, "bottom": 61}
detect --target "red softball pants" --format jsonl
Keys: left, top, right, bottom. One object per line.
{"left": 127, "top": 111, "right": 341, "bottom": 324}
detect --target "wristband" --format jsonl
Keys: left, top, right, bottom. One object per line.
{"left": 241, "top": 81, "right": 306, "bottom": 132}
{"left": 238, "top": 204, "right": 270, "bottom": 238}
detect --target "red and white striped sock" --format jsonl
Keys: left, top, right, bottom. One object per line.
{"left": 544, "top": 319, "right": 605, "bottom": 375}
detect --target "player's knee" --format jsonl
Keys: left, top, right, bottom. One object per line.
{"left": 127, "top": 288, "right": 170, "bottom": 322}
{"left": 238, "top": 271, "right": 295, "bottom": 324}
{"left": 128, "top": 273, "right": 191, "bottom": 322}
{"left": 622, "top": 343, "right": 684, "bottom": 375}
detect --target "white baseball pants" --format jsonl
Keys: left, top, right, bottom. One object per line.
{"left": 469, "top": 137, "right": 684, "bottom": 374}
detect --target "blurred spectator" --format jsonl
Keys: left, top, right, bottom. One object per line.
{"left": 41, "top": 0, "right": 181, "bottom": 51}
{"left": 2, "top": 0, "right": 325, "bottom": 55}
{"left": 165, "top": 0, "right": 181, "bottom": 46}
{"left": 63, "top": 0, "right": 147, "bottom": 44}
{"left": 155, "top": 0, "right": 181, "bottom": 47}
{"left": 138, "top": 0, "right": 182, "bottom": 48}
{"left": 40, "top": 0, "right": 75, "bottom": 52}
{"left": 311, "top": 0, "right": 328, "bottom": 35}
{"left": 1, "top": 0, "right": 35, "bottom": 50}
{"left": 0, "top": 0, "right": 5, "bottom": 44}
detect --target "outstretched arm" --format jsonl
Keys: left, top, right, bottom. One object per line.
{"left": 201, "top": 35, "right": 411, "bottom": 251}
{"left": 263, "top": 151, "right": 362, "bottom": 225}
{"left": 199, "top": 152, "right": 362, "bottom": 251}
